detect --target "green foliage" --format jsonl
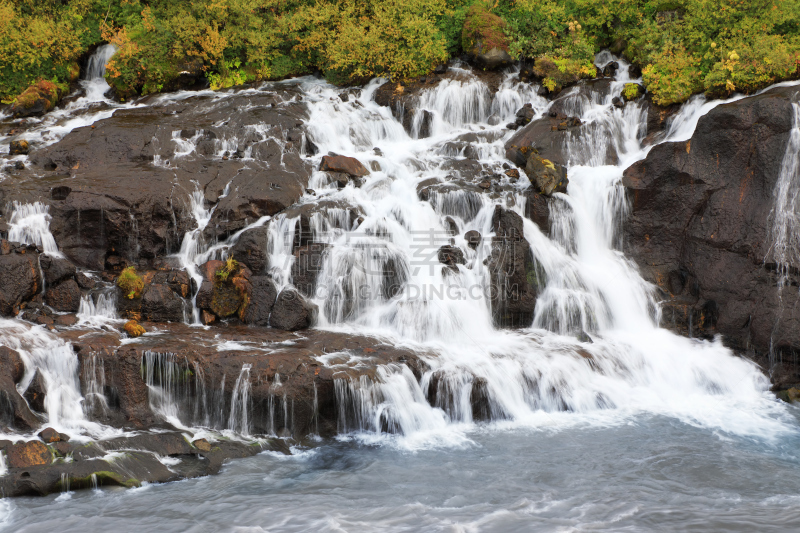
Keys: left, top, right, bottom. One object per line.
{"left": 623, "top": 82, "right": 643, "bottom": 100}
{"left": 216, "top": 256, "right": 240, "bottom": 282}
{"left": 1, "top": 0, "right": 799, "bottom": 106}
{"left": 117, "top": 266, "right": 144, "bottom": 300}
{"left": 0, "top": 0, "right": 105, "bottom": 101}
{"left": 462, "top": 1, "right": 509, "bottom": 54}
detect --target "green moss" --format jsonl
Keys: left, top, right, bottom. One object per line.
{"left": 1, "top": 0, "right": 798, "bottom": 105}
{"left": 461, "top": 2, "right": 509, "bottom": 54}
{"left": 117, "top": 267, "right": 144, "bottom": 300}
{"left": 215, "top": 257, "right": 239, "bottom": 282}
{"left": 533, "top": 56, "right": 596, "bottom": 92}
{"left": 623, "top": 82, "right": 642, "bottom": 101}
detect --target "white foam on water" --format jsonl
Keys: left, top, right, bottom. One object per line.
{"left": 289, "top": 55, "right": 798, "bottom": 448}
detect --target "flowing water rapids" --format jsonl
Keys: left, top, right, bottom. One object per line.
{"left": 1, "top": 50, "right": 800, "bottom": 531}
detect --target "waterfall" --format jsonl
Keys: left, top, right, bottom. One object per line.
{"left": 0, "top": 318, "right": 116, "bottom": 436}
{"left": 227, "top": 364, "right": 252, "bottom": 436}
{"left": 84, "top": 44, "right": 116, "bottom": 80}
{"left": 765, "top": 102, "right": 800, "bottom": 367}
{"left": 174, "top": 188, "right": 215, "bottom": 324}
{"left": 7, "top": 202, "right": 62, "bottom": 256}
{"left": 81, "top": 44, "right": 117, "bottom": 101}
{"left": 76, "top": 292, "right": 119, "bottom": 327}
{"left": 767, "top": 102, "right": 800, "bottom": 287}
{"left": 295, "top": 54, "right": 786, "bottom": 445}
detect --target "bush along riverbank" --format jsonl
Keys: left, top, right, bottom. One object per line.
{"left": 1, "top": 0, "right": 798, "bottom": 109}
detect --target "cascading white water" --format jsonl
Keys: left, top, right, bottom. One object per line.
{"left": 0, "top": 318, "right": 118, "bottom": 438}
{"left": 7, "top": 202, "right": 62, "bottom": 256}
{"left": 227, "top": 364, "right": 252, "bottom": 436}
{"left": 174, "top": 188, "right": 215, "bottom": 324}
{"left": 76, "top": 292, "right": 119, "bottom": 327}
{"left": 289, "top": 56, "right": 792, "bottom": 447}
{"left": 767, "top": 102, "right": 800, "bottom": 287}
{"left": 82, "top": 44, "right": 117, "bottom": 101}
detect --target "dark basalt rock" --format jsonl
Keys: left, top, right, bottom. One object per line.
{"left": 23, "top": 370, "right": 47, "bottom": 414}
{"left": 0, "top": 346, "right": 25, "bottom": 384}
{"left": 465, "top": 230, "right": 482, "bottom": 249}
{"left": 0, "top": 346, "right": 39, "bottom": 431}
{"left": 438, "top": 245, "right": 466, "bottom": 269}
{"left": 622, "top": 84, "right": 800, "bottom": 384}
{"left": 292, "top": 243, "right": 329, "bottom": 298}
{"left": 269, "top": 288, "right": 318, "bottom": 331}
{"left": 526, "top": 155, "right": 568, "bottom": 196}
{"left": 240, "top": 276, "right": 278, "bottom": 326}
{"left": 525, "top": 189, "right": 551, "bottom": 235}
{"left": 40, "top": 255, "right": 76, "bottom": 286}
{"left": 2, "top": 88, "right": 311, "bottom": 270}
{"left": 45, "top": 278, "right": 81, "bottom": 312}
{"left": 487, "top": 206, "right": 540, "bottom": 328}
{"left": 141, "top": 283, "right": 186, "bottom": 322}
{"left": 7, "top": 440, "right": 50, "bottom": 468}
{"left": 230, "top": 226, "right": 269, "bottom": 274}
{"left": 0, "top": 248, "right": 42, "bottom": 316}
{"left": 320, "top": 154, "right": 370, "bottom": 177}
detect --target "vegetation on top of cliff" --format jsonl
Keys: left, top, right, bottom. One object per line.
{"left": 0, "top": 0, "right": 798, "bottom": 106}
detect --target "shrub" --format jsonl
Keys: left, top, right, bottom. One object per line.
{"left": 462, "top": 1, "right": 508, "bottom": 55}
{"left": 623, "top": 82, "right": 642, "bottom": 101}
{"left": 215, "top": 257, "right": 239, "bottom": 282}
{"left": 117, "top": 267, "right": 144, "bottom": 300}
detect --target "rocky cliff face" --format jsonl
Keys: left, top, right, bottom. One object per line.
{"left": 622, "top": 85, "right": 800, "bottom": 387}
{"left": 1, "top": 87, "right": 312, "bottom": 271}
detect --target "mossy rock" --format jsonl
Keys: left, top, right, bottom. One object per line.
{"left": 9, "top": 79, "right": 66, "bottom": 118}
{"left": 461, "top": 2, "right": 511, "bottom": 70}
{"left": 623, "top": 83, "right": 643, "bottom": 101}
{"left": 210, "top": 282, "right": 243, "bottom": 318}
{"left": 533, "top": 56, "right": 597, "bottom": 94}
{"left": 525, "top": 156, "right": 568, "bottom": 196}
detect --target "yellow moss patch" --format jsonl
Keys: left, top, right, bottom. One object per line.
{"left": 123, "top": 320, "right": 145, "bottom": 337}
{"left": 117, "top": 267, "right": 144, "bottom": 300}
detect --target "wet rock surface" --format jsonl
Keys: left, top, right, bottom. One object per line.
{"left": 0, "top": 87, "right": 312, "bottom": 270}
{"left": 487, "top": 206, "right": 540, "bottom": 328}
{"left": 0, "top": 245, "right": 42, "bottom": 316}
{"left": 622, "top": 85, "right": 800, "bottom": 384}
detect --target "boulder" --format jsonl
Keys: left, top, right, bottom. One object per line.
{"left": 438, "top": 245, "right": 466, "bottom": 269}
{"left": 9, "top": 140, "right": 29, "bottom": 155}
{"left": 0, "top": 250, "right": 42, "bottom": 316}
{"left": 465, "top": 230, "right": 482, "bottom": 249}
{"left": 6, "top": 440, "right": 51, "bottom": 468}
{"left": 487, "top": 206, "right": 540, "bottom": 328}
{"left": 0, "top": 346, "right": 39, "bottom": 431}
{"left": 40, "top": 255, "right": 76, "bottom": 286}
{"left": 461, "top": 3, "right": 511, "bottom": 70}
{"left": 320, "top": 154, "right": 370, "bottom": 177}
{"left": 38, "top": 427, "right": 61, "bottom": 443}
{"left": 621, "top": 84, "right": 800, "bottom": 382}
{"left": 525, "top": 189, "right": 551, "bottom": 235}
{"left": 292, "top": 243, "right": 329, "bottom": 298}
{"left": 210, "top": 283, "right": 243, "bottom": 318}
{"left": 526, "top": 156, "right": 568, "bottom": 196}
{"left": 141, "top": 283, "right": 185, "bottom": 322}
{"left": 0, "top": 346, "right": 25, "bottom": 384}
{"left": 54, "top": 314, "right": 78, "bottom": 327}
{"left": 9, "top": 80, "right": 63, "bottom": 118}
{"left": 45, "top": 279, "right": 81, "bottom": 312}
{"left": 269, "top": 289, "right": 318, "bottom": 331}
{"left": 192, "top": 438, "right": 212, "bottom": 452}
{"left": 23, "top": 370, "right": 47, "bottom": 413}
{"left": 230, "top": 226, "right": 270, "bottom": 274}
{"left": 240, "top": 276, "right": 278, "bottom": 326}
